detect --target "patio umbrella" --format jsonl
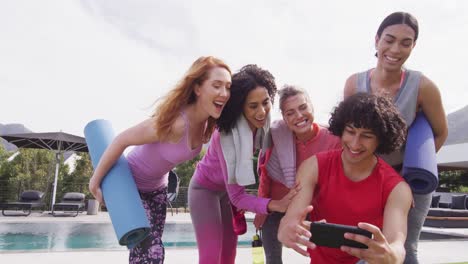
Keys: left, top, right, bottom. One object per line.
{"left": 0, "top": 132, "right": 88, "bottom": 208}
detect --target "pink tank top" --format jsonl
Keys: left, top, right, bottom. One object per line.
{"left": 127, "top": 112, "right": 202, "bottom": 192}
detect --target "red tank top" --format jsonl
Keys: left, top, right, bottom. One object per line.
{"left": 308, "top": 149, "right": 403, "bottom": 264}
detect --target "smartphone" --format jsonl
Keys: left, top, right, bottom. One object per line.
{"left": 309, "top": 222, "right": 373, "bottom": 249}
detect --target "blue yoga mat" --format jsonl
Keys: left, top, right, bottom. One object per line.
{"left": 84, "top": 119, "right": 150, "bottom": 249}
{"left": 402, "top": 112, "right": 438, "bottom": 194}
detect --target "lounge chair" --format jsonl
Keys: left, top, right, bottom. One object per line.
{"left": 1, "top": 190, "right": 45, "bottom": 216}
{"left": 425, "top": 192, "right": 468, "bottom": 228}
{"left": 52, "top": 192, "right": 86, "bottom": 217}
{"left": 167, "top": 170, "right": 180, "bottom": 215}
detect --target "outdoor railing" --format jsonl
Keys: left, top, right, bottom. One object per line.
{"left": 0, "top": 178, "right": 259, "bottom": 214}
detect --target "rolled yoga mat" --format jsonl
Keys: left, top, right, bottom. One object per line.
{"left": 84, "top": 119, "right": 150, "bottom": 249}
{"left": 402, "top": 112, "right": 438, "bottom": 194}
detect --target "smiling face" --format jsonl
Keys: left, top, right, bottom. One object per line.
{"left": 281, "top": 94, "right": 314, "bottom": 139}
{"left": 375, "top": 24, "right": 416, "bottom": 71}
{"left": 341, "top": 124, "right": 379, "bottom": 165}
{"left": 194, "top": 66, "right": 232, "bottom": 119}
{"left": 243, "top": 86, "right": 271, "bottom": 131}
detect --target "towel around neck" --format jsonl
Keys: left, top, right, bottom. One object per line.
{"left": 220, "top": 114, "right": 271, "bottom": 186}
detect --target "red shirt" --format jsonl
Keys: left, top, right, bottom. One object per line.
{"left": 258, "top": 124, "right": 341, "bottom": 199}
{"left": 308, "top": 149, "right": 403, "bottom": 264}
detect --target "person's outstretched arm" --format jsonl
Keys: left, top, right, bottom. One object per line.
{"left": 209, "top": 131, "right": 299, "bottom": 214}
{"left": 88, "top": 118, "right": 159, "bottom": 203}
{"left": 277, "top": 156, "right": 318, "bottom": 256}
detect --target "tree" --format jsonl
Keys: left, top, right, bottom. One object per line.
{"left": 0, "top": 149, "right": 59, "bottom": 204}
{"left": 0, "top": 144, "right": 7, "bottom": 163}
{"left": 439, "top": 170, "right": 468, "bottom": 192}
{"left": 0, "top": 144, "right": 11, "bottom": 202}
{"left": 61, "top": 152, "right": 94, "bottom": 198}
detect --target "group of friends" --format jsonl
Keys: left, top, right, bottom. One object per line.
{"left": 88, "top": 11, "right": 448, "bottom": 264}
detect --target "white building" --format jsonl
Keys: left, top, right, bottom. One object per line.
{"left": 437, "top": 143, "right": 468, "bottom": 170}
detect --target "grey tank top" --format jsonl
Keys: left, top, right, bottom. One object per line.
{"left": 356, "top": 69, "right": 422, "bottom": 166}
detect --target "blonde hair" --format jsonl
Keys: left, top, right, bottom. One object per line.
{"left": 153, "top": 56, "right": 231, "bottom": 142}
{"left": 278, "top": 84, "right": 311, "bottom": 112}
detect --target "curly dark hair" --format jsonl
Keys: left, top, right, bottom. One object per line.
{"left": 328, "top": 93, "right": 407, "bottom": 154}
{"left": 217, "top": 64, "right": 277, "bottom": 133}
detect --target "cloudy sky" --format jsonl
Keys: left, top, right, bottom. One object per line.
{"left": 1, "top": 0, "right": 467, "bottom": 136}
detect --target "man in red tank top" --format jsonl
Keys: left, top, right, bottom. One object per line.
{"left": 278, "top": 93, "right": 413, "bottom": 264}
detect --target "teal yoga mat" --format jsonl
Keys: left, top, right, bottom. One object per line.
{"left": 84, "top": 119, "right": 150, "bottom": 249}
{"left": 402, "top": 112, "right": 438, "bottom": 194}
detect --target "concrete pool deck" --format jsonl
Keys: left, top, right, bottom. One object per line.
{"left": 1, "top": 211, "right": 468, "bottom": 263}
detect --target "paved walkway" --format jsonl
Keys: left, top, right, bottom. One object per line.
{"left": 1, "top": 240, "right": 468, "bottom": 264}
{"left": 1, "top": 212, "right": 468, "bottom": 263}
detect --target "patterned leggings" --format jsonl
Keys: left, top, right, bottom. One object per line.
{"left": 129, "top": 186, "right": 167, "bottom": 264}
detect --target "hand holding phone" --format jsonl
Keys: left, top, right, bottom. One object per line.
{"left": 309, "top": 222, "right": 373, "bottom": 249}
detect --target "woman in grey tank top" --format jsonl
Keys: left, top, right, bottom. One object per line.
{"left": 343, "top": 12, "right": 448, "bottom": 264}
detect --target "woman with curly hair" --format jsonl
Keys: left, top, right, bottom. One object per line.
{"left": 88, "top": 56, "right": 232, "bottom": 264}
{"left": 188, "top": 64, "right": 300, "bottom": 264}
{"left": 278, "top": 93, "right": 413, "bottom": 264}
{"left": 343, "top": 12, "right": 448, "bottom": 263}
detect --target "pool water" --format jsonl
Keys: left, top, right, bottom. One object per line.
{"left": 0, "top": 222, "right": 257, "bottom": 251}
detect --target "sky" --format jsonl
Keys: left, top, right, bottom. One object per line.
{"left": 1, "top": 0, "right": 467, "bottom": 137}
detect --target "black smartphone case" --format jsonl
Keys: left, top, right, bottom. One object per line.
{"left": 309, "top": 222, "right": 372, "bottom": 249}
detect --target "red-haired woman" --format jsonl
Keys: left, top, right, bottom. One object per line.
{"left": 88, "top": 56, "right": 232, "bottom": 263}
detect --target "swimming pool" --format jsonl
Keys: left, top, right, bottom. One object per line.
{"left": 0, "top": 221, "right": 257, "bottom": 251}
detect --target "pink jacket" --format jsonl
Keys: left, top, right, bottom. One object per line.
{"left": 192, "top": 130, "right": 271, "bottom": 214}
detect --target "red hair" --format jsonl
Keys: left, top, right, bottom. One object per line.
{"left": 153, "top": 56, "right": 231, "bottom": 142}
